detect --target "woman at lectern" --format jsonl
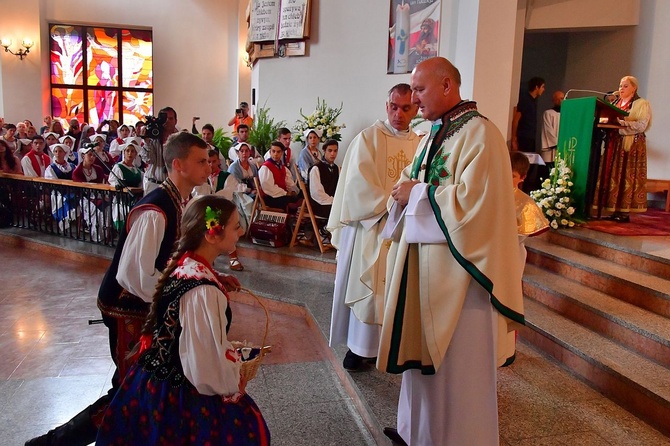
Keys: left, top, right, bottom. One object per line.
{"left": 603, "top": 75, "right": 652, "bottom": 222}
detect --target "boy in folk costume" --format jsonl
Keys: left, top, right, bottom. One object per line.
{"left": 258, "top": 141, "right": 301, "bottom": 211}
{"left": 497, "top": 152, "right": 549, "bottom": 367}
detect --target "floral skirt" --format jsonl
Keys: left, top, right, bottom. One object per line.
{"left": 96, "top": 364, "right": 270, "bottom": 445}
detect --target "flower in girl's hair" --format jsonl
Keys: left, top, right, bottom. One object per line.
{"left": 205, "top": 206, "right": 222, "bottom": 235}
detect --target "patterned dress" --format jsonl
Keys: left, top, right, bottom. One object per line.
{"left": 96, "top": 254, "right": 270, "bottom": 445}
{"left": 602, "top": 97, "right": 652, "bottom": 213}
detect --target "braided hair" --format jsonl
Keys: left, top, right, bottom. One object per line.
{"left": 140, "top": 195, "right": 237, "bottom": 337}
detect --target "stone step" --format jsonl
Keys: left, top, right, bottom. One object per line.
{"left": 525, "top": 236, "right": 670, "bottom": 318}
{"left": 236, "top": 238, "right": 336, "bottom": 274}
{"left": 520, "top": 298, "right": 670, "bottom": 437}
{"left": 544, "top": 229, "right": 670, "bottom": 279}
{"left": 523, "top": 263, "right": 670, "bottom": 368}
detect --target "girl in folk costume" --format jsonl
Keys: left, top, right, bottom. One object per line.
{"left": 109, "top": 142, "right": 144, "bottom": 189}
{"left": 60, "top": 134, "right": 78, "bottom": 165}
{"left": 297, "top": 128, "right": 323, "bottom": 181}
{"left": 96, "top": 196, "right": 270, "bottom": 446}
{"left": 73, "top": 146, "right": 109, "bottom": 242}
{"left": 0, "top": 139, "right": 22, "bottom": 174}
{"left": 109, "top": 142, "right": 144, "bottom": 232}
{"left": 45, "top": 144, "right": 78, "bottom": 231}
{"left": 45, "top": 144, "right": 76, "bottom": 180}
{"left": 259, "top": 141, "right": 301, "bottom": 210}
{"left": 109, "top": 123, "right": 131, "bottom": 161}
{"left": 125, "top": 135, "right": 147, "bottom": 169}
{"left": 91, "top": 133, "right": 115, "bottom": 172}
{"left": 603, "top": 75, "right": 652, "bottom": 222}
{"left": 43, "top": 132, "right": 60, "bottom": 158}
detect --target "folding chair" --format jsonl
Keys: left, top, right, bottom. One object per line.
{"left": 290, "top": 173, "right": 333, "bottom": 253}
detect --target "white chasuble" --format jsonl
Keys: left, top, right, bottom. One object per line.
{"left": 328, "top": 120, "right": 420, "bottom": 343}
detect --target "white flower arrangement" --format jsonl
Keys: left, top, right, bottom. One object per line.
{"left": 530, "top": 154, "right": 577, "bottom": 229}
{"left": 294, "top": 98, "right": 346, "bottom": 143}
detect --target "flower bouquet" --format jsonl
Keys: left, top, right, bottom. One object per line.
{"left": 530, "top": 154, "right": 577, "bottom": 229}
{"left": 294, "top": 98, "right": 345, "bottom": 143}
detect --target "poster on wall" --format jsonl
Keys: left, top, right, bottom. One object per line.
{"left": 387, "top": 0, "right": 441, "bottom": 74}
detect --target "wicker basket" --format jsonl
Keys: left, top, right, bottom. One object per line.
{"left": 231, "top": 287, "right": 271, "bottom": 382}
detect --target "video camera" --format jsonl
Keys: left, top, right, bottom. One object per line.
{"left": 144, "top": 110, "right": 167, "bottom": 140}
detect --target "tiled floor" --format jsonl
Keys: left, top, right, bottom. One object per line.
{"left": 1, "top": 230, "right": 669, "bottom": 445}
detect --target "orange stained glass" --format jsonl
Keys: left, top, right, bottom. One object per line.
{"left": 50, "top": 25, "right": 84, "bottom": 85}
{"left": 121, "top": 29, "right": 153, "bottom": 88}
{"left": 51, "top": 88, "right": 84, "bottom": 122}
{"left": 122, "top": 91, "right": 153, "bottom": 124}
{"left": 87, "top": 28, "right": 119, "bottom": 87}
{"left": 87, "top": 90, "right": 118, "bottom": 128}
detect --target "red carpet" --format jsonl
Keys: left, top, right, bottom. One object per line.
{"left": 584, "top": 208, "right": 670, "bottom": 236}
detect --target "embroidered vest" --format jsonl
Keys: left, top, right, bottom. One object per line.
{"left": 98, "top": 182, "right": 181, "bottom": 317}
{"left": 262, "top": 160, "right": 287, "bottom": 196}
{"left": 314, "top": 162, "right": 339, "bottom": 197}
{"left": 212, "top": 171, "right": 231, "bottom": 192}
{"left": 117, "top": 163, "right": 143, "bottom": 187}
{"left": 138, "top": 275, "right": 232, "bottom": 388}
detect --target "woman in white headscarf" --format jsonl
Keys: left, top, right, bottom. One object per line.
{"left": 297, "top": 128, "right": 323, "bottom": 182}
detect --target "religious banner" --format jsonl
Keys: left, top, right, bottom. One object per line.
{"left": 387, "top": 0, "right": 441, "bottom": 74}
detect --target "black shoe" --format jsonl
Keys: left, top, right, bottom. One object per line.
{"left": 613, "top": 214, "right": 630, "bottom": 223}
{"left": 501, "top": 353, "right": 516, "bottom": 367}
{"left": 342, "top": 349, "right": 364, "bottom": 372}
{"left": 383, "top": 427, "right": 408, "bottom": 446}
{"left": 25, "top": 401, "right": 102, "bottom": 446}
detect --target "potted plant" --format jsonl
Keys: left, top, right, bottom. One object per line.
{"left": 248, "top": 107, "right": 286, "bottom": 156}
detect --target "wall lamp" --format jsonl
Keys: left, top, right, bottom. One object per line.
{"left": 1, "top": 38, "right": 34, "bottom": 60}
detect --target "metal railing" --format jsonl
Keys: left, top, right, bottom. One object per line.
{"left": 0, "top": 173, "right": 143, "bottom": 247}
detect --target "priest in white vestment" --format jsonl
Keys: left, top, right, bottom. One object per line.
{"left": 379, "top": 57, "right": 525, "bottom": 446}
{"left": 328, "top": 84, "right": 420, "bottom": 371}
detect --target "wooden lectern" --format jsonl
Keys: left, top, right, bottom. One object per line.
{"left": 557, "top": 97, "right": 627, "bottom": 220}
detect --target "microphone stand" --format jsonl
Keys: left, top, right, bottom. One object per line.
{"left": 88, "top": 146, "right": 136, "bottom": 199}
{"left": 565, "top": 89, "right": 618, "bottom": 104}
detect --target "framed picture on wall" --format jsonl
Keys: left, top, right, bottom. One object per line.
{"left": 388, "top": 0, "right": 441, "bottom": 74}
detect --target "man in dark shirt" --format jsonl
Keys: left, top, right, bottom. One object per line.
{"left": 512, "top": 77, "right": 545, "bottom": 153}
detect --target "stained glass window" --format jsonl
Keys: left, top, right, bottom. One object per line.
{"left": 49, "top": 24, "right": 153, "bottom": 129}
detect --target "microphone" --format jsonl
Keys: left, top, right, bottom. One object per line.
{"left": 565, "top": 89, "right": 613, "bottom": 100}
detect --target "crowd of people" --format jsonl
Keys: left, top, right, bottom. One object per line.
{"left": 7, "top": 57, "right": 652, "bottom": 446}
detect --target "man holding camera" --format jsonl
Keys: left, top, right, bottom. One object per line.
{"left": 140, "top": 106, "right": 179, "bottom": 193}
{"left": 227, "top": 101, "right": 253, "bottom": 139}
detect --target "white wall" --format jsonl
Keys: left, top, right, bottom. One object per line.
{"left": 0, "top": 0, "right": 241, "bottom": 131}
{"left": 253, "top": 0, "right": 412, "bottom": 156}
{"left": 632, "top": 0, "right": 669, "bottom": 180}
{"left": 252, "top": 0, "right": 521, "bottom": 159}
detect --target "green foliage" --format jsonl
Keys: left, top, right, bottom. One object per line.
{"left": 248, "top": 107, "right": 286, "bottom": 156}
{"left": 212, "top": 128, "right": 233, "bottom": 156}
